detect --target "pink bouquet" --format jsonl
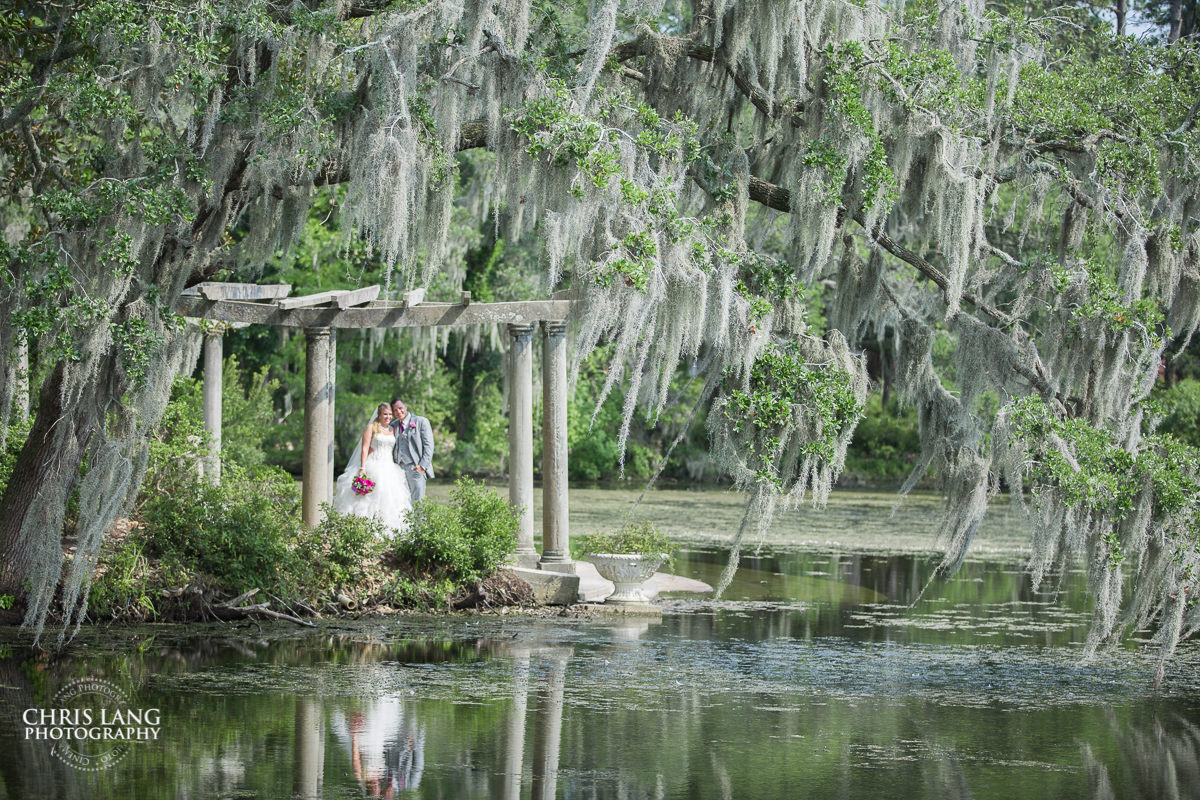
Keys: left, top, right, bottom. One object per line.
{"left": 352, "top": 475, "right": 375, "bottom": 495}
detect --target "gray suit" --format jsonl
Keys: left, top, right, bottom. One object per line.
{"left": 390, "top": 413, "right": 434, "bottom": 502}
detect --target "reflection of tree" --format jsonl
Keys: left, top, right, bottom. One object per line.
{"left": 1084, "top": 712, "right": 1200, "bottom": 800}
{"left": 29, "top": 621, "right": 1200, "bottom": 799}
{"left": 0, "top": 653, "right": 85, "bottom": 799}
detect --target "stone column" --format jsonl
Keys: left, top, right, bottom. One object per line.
{"left": 508, "top": 324, "right": 538, "bottom": 568}
{"left": 14, "top": 337, "right": 29, "bottom": 418}
{"left": 539, "top": 321, "right": 573, "bottom": 573}
{"left": 327, "top": 330, "right": 337, "bottom": 499}
{"left": 530, "top": 648, "right": 570, "bottom": 800}
{"left": 202, "top": 330, "right": 223, "bottom": 484}
{"left": 303, "top": 327, "right": 334, "bottom": 528}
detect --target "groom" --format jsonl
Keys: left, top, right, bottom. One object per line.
{"left": 390, "top": 399, "right": 434, "bottom": 502}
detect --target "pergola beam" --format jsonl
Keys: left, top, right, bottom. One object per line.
{"left": 278, "top": 289, "right": 349, "bottom": 310}
{"left": 188, "top": 282, "right": 292, "bottom": 301}
{"left": 174, "top": 296, "right": 570, "bottom": 328}
{"left": 335, "top": 285, "right": 381, "bottom": 308}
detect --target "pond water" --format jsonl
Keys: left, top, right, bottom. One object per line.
{"left": 2, "top": 490, "right": 1199, "bottom": 799}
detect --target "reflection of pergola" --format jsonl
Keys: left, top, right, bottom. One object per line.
{"left": 175, "top": 282, "right": 575, "bottom": 573}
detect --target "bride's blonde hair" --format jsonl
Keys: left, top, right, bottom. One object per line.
{"left": 370, "top": 402, "right": 391, "bottom": 436}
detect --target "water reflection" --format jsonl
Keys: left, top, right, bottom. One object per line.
{"left": 0, "top": 654, "right": 87, "bottom": 799}
{"left": 293, "top": 695, "right": 323, "bottom": 799}
{"left": 668, "top": 548, "right": 1096, "bottom": 648}
{"left": 530, "top": 647, "right": 571, "bottom": 800}
{"left": 331, "top": 695, "right": 424, "bottom": 797}
{"left": 1083, "top": 712, "right": 1200, "bottom": 800}
{"left": 2, "top": 561, "right": 1200, "bottom": 798}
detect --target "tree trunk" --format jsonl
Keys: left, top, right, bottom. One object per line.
{"left": 0, "top": 363, "right": 91, "bottom": 604}
{"left": 1115, "top": 0, "right": 1127, "bottom": 35}
{"left": 1170, "top": 0, "right": 1184, "bottom": 42}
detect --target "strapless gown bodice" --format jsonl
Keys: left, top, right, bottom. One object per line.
{"left": 332, "top": 431, "right": 412, "bottom": 536}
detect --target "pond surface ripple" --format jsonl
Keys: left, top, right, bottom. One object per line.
{"left": 3, "top": 546, "right": 1200, "bottom": 799}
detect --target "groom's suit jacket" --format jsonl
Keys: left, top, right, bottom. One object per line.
{"left": 390, "top": 414, "right": 435, "bottom": 479}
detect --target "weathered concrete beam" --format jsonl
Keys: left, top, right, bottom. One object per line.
{"left": 278, "top": 290, "right": 348, "bottom": 310}
{"left": 334, "top": 285, "right": 380, "bottom": 309}
{"left": 174, "top": 296, "right": 570, "bottom": 328}
{"left": 189, "top": 282, "right": 292, "bottom": 301}
{"left": 403, "top": 287, "right": 426, "bottom": 307}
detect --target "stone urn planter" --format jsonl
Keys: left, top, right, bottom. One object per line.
{"left": 588, "top": 553, "right": 667, "bottom": 605}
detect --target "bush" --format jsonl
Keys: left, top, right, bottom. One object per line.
{"left": 0, "top": 415, "right": 32, "bottom": 499}
{"left": 1157, "top": 379, "right": 1200, "bottom": 448}
{"left": 382, "top": 574, "right": 459, "bottom": 609}
{"left": 139, "top": 463, "right": 303, "bottom": 594}
{"left": 390, "top": 477, "right": 518, "bottom": 585}
{"left": 444, "top": 376, "right": 508, "bottom": 476}
{"left": 581, "top": 519, "right": 675, "bottom": 568}
{"left": 165, "top": 357, "right": 280, "bottom": 472}
{"left": 88, "top": 536, "right": 157, "bottom": 621}
{"left": 118, "top": 366, "right": 401, "bottom": 614}
{"left": 294, "top": 507, "right": 387, "bottom": 593}
{"left": 566, "top": 347, "right": 660, "bottom": 481}
{"left": 842, "top": 394, "right": 920, "bottom": 483}
{"left": 140, "top": 378, "right": 210, "bottom": 503}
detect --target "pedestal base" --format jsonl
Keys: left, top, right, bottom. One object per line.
{"left": 538, "top": 560, "right": 577, "bottom": 575}
{"left": 510, "top": 552, "right": 541, "bottom": 570}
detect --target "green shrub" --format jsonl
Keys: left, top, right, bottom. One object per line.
{"left": 566, "top": 347, "right": 660, "bottom": 481}
{"left": 1157, "top": 379, "right": 1200, "bottom": 448}
{"left": 444, "top": 377, "right": 508, "bottom": 475}
{"left": 88, "top": 537, "right": 158, "bottom": 621}
{"left": 140, "top": 378, "right": 210, "bottom": 502}
{"left": 294, "top": 507, "right": 387, "bottom": 593}
{"left": 382, "top": 574, "right": 458, "bottom": 609}
{"left": 390, "top": 477, "right": 518, "bottom": 585}
{"left": 843, "top": 394, "right": 920, "bottom": 483}
{"left": 581, "top": 519, "right": 675, "bottom": 568}
{"left": 0, "top": 415, "right": 32, "bottom": 499}
{"left": 139, "top": 463, "right": 303, "bottom": 594}
{"left": 146, "top": 359, "right": 279, "bottom": 492}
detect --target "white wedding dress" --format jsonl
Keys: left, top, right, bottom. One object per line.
{"left": 332, "top": 431, "right": 413, "bottom": 537}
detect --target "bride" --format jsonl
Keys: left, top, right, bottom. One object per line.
{"left": 332, "top": 403, "right": 413, "bottom": 537}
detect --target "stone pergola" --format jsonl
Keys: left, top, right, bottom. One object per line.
{"left": 176, "top": 282, "right": 575, "bottom": 573}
